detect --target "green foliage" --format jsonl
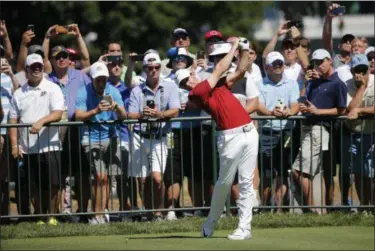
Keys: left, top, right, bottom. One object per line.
{"left": 1, "top": 1, "right": 271, "bottom": 61}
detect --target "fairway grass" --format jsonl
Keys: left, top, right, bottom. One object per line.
{"left": 1, "top": 227, "right": 374, "bottom": 250}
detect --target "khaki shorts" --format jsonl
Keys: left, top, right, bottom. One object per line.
{"left": 292, "top": 125, "right": 329, "bottom": 177}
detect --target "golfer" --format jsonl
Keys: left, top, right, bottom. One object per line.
{"left": 175, "top": 38, "right": 258, "bottom": 240}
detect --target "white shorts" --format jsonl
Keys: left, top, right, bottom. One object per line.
{"left": 128, "top": 132, "right": 168, "bottom": 178}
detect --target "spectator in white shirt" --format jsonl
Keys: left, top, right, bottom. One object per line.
{"left": 9, "top": 54, "right": 64, "bottom": 225}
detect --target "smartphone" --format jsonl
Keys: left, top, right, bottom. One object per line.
{"left": 55, "top": 25, "right": 69, "bottom": 34}
{"left": 307, "top": 65, "right": 314, "bottom": 71}
{"left": 287, "top": 21, "right": 302, "bottom": 29}
{"left": 130, "top": 54, "right": 145, "bottom": 62}
{"left": 0, "top": 58, "right": 8, "bottom": 66}
{"left": 107, "top": 55, "right": 123, "bottom": 62}
{"left": 146, "top": 100, "right": 155, "bottom": 109}
{"left": 297, "top": 96, "right": 308, "bottom": 104}
{"left": 102, "top": 95, "right": 113, "bottom": 105}
{"left": 331, "top": 6, "right": 345, "bottom": 15}
{"left": 26, "top": 24, "right": 34, "bottom": 32}
{"left": 197, "top": 51, "right": 205, "bottom": 60}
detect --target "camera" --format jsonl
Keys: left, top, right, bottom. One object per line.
{"left": 26, "top": 24, "right": 34, "bottom": 32}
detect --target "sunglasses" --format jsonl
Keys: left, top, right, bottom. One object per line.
{"left": 206, "top": 37, "right": 222, "bottom": 44}
{"left": 173, "top": 35, "right": 188, "bottom": 41}
{"left": 147, "top": 65, "right": 161, "bottom": 71}
{"left": 173, "top": 55, "right": 187, "bottom": 62}
{"left": 353, "top": 65, "right": 369, "bottom": 75}
{"left": 54, "top": 52, "right": 69, "bottom": 60}
{"left": 29, "top": 63, "right": 43, "bottom": 71}
{"left": 268, "top": 59, "right": 284, "bottom": 68}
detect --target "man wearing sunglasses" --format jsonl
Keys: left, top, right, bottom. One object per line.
{"left": 128, "top": 52, "right": 180, "bottom": 221}
{"left": 292, "top": 49, "right": 347, "bottom": 214}
{"left": 344, "top": 54, "right": 374, "bottom": 211}
{"left": 257, "top": 51, "right": 300, "bottom": 213}
{"left": 47, "top": 45, "right": 92, "bottom": 219}
{"left": 365, "top": 46, "right": 375, "bottom": 74}
{"left": 160, "top": 28, "right": 196, "bottom": 79}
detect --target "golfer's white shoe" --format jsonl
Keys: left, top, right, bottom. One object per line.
{"left": 201, "top": 220, "right": 214, "bottom": 238}
{"left": 227, "top": 228, "right": 252, "bottom": 240}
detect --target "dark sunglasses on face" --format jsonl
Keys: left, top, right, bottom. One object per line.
{"left": 29, "top": 63, "right": 43, "bottom": 71}
{"left": 206, "top": 37, "right": 222, "bottom": 44}
{"left": 54, "top": 52, "right": 69, "bottom": 60}
{"left": 268, "top": 59, "right": 284, "bottom": 68}
{"left": 353, "top": 65, "right": 369, "bottom": 75}
{"left": 147, "top": 65, "right": 161, "bottom": 71}
{"left": 173, "top": 55, "right": 187, "bottom": 62}
{"left": 173, "top": 35, "right": 188, "bottom": 41}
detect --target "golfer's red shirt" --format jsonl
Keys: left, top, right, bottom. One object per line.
{"left": 189, "top": 80, "right": 251, "bottom": 130}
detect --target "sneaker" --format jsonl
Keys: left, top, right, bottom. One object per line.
{"left": 153, "top": 215, "right": 164, "bottom": 222}
{"left": 36, "top": 220, "right": 45, "bottom": 225}
{"left": 227, "top": 228, "right": 252, "bottom": 240}
{"left": 165, "top": 211, "right": 178, "bottom": 221}
{"left": 48, "top": 217, "right": 59, "bottom": 226}
{"left": 201, "top": 220, "right": 215, "bottom": 238}
{"left": 88, "top": 216, "right": 106, "bottom": 225}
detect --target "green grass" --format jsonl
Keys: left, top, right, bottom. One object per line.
{"left": 1, "top": 227, "right": 374, "bottom": 250}
{"left": 1, "top": 213, "right": 374, "bottom": 239}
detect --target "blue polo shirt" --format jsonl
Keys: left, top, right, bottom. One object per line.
{"left": 48, "top": 68, "right": 91, "bottom": 121}
{"left": 75, "top": 82, "right": 124, "bottom": 143}
{"left": 110, "top": 80, "right": 131, "bottom": 143}
{"left": 128, "top": 79, "right": 180, "bottom": 135}
{"left": 305, "top": 72, "right": 347, "bottom": 126}
{"left": 259, "top": 76, "right": 300, "bottom": 131}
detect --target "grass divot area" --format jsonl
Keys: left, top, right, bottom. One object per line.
{"left": 1, "top": 212, "right": 373, "bottom": 240}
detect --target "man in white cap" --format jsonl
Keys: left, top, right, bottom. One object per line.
{"left": 257, "top": 51, "right": 300, "bottom": 212}
{"left": 176, "top": 38, "right": 258, "bottom": 240}
{"left": 128, "top": 52, "right": 180, "bottom": 221}
{"left": 75, "top": 61, "right": 127, "bottom": 224}
{"left": 9, "top": 53, "right": 65, "bottom": 225}
{"left": 292, "top": 49, "right": 347, "bottom": 214}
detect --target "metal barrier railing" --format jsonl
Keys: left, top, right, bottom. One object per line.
{"left": 0, "top": 115, "right": 374, "bottom": 223}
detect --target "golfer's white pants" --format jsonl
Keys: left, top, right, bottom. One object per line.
{"left": 207, "top": 122, "right": 259, "bottom": 231}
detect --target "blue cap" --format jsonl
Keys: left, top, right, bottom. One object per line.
{"left": 351, "top": 54, "right": 369, "bottom": 68}
{"left": 167, "top": 47, "right": 178, "bottom": 59}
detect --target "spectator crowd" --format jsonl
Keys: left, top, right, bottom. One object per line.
{"left": 0, "top": 3, "right": 374, "bottom": 225}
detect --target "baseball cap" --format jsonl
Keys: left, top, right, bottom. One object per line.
{"left": 25, "top": 53, "right": 44, "bottom": 67}
{"left": 143, "top": 52, "right": 161, "bottom": 66}
{"left": 311, "top": 49, "right": 331, "bottom": 60}
{"left": 172, "top": 28, "right": 188, "bottom": 37}
{"left": 340, "top": 34, "right": 355, "bottom": 44}
{"left": 365, "top": 46, "right": 374, "bottom": 56}
{"left": 209, "top": 42, "right": 232, "bottom": 56}
{"left": 90, "top": 62, "right": 109, "bottom": 79}
{"left": 28, "top": 45, "right": 44, "bottom": 57}
{"left": 175, "top": 69, "right": 190, "bottom": 86}
{"left": 205, "top": 30, "right": 223, "bottom": 41}
{"left": 144, "top": 49, "right": 159, "bottom": 55}
{"left": 166, "top": 47, "right": 193, "bottom": 69}
{"left": 351, "top": 54, "right": 369, "bottom": 68}
{"left": 265, "top": 51, "right": 285, "bottom": 65}
{"left": 51, "top": 46, "right": 69, "bottom": 58}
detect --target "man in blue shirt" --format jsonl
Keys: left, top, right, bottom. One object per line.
{"left": 48, "top": 46, "right": 92, "bottom": 218}
{"left": 106, "top": 52, "right": 138, "bottom": 221}
{"left": 292, "top": 49, "right": 347, "bottom": 214}
{"left": 257, "top": 51, "right": 300, "bottom": 212}
{"left": 128, "top": 52, "right": 180, "bottom": 220}
{"left": 75, "top": 62, "right": 127, "bottom": 224}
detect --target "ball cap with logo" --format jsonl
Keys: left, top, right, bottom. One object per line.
{"left": 205, "top": 30, "right": 223, "bottom": 41}
{"left": 351, "top": 54, "right": 369, "bottom": 68}
{"left": 51, "top": 46, "right": 69, "bottom": 58}
{"left": 90, "top": 62, "right": 109, "bottom": 79}
{"left": 143, "top": 52, "right": 161, "bottom": 66}
{"left": 25, "top": 53, "right": 44, "bottom": 67}
{"left": 172, "top": 28, "right": 189, "bottom": 37}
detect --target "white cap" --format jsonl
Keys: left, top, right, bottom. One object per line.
{"left": 365, "top": 46, "right": 374, "bottom": 56}
{"left": 175, "top": 69, "right": 190, "bottom": 85}
{"left": 143, "top": 52, "right": 161, "bottom": 66}
{"left": 90, "top": 62, "right": 109, "bottom": 79}
{"left": 311, "top": 49, "right": 331, "bottom": 60}
{"left": 265, "top": 51, "right": 284, "bottom": 65}
{"left": 25, "top": 53, "right": 44, "bottom": 67}
{"left": 209, "top": 43, "right": 232, "bottom": 56}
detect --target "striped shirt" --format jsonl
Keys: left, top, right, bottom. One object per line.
{"left": 0, "top": 73, "right": 13, "bottom": 135}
